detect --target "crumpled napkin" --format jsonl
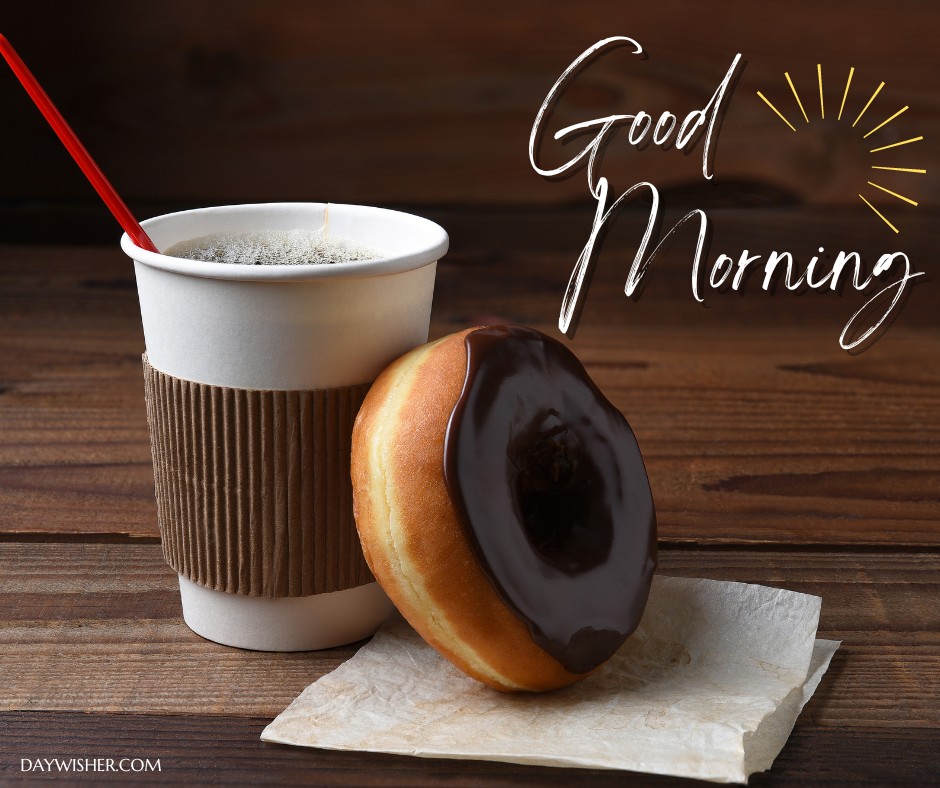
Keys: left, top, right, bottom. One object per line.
{"left": 263, "top": 576, "right": 839, "bottom": 784}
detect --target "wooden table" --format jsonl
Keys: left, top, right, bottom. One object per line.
{"left": 1, "top": 205, "right": 937, "bottom": 785}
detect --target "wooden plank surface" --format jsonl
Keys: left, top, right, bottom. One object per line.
{"left": 0, "top": 202, "right": 937, "bottom": 783}
{"left": 2, "top": 713, "right": 938, "bottom": 786}
{"left": 1, "top": 207, "right": 937, "bottom": 544}
{"left": 0, "top": 543, "right": 937, "bottom": 784}
{"left": 1, "top": 543, "right": 936, "bottom": 729}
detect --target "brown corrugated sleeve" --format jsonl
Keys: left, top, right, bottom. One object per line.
{"left": 142, "top": 356, "right": 374, "bottom": 598}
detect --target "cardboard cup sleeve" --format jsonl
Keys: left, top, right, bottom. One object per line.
{"left": 142, "top": 356, "right": 374, "bottom": 598}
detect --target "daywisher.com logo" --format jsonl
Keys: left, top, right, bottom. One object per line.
{"left": 20, "top": 757, "right": 161, "bottom": 774}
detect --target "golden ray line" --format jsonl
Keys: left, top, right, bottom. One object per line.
{"left": 838, "top": 66, "right": 854, "bottom": 120}
{"left": 859, "top": 194, "right": 899, "bottom": 234}
{"left": 863, "top": 106, "right": 909, "bottom": 139}
{"left": 852, "top": 81, "right": 884, "bottom": 127}
{"left": 868, "top": 181, "right": 919, "bottom": 206}
{"left": 756, "top": 91, "right": 797, "bottom": 131}
{"left": 871, "top": 165, "right": 926, "bottom": 173}
{"left": 870, "top": 136, "right": 923, "bottom": 153}
{"left": 817, "top": 64, "right": 825, "bottom": 119}
{"left": 785, "top": 71, "right": 810, "bottom": 122}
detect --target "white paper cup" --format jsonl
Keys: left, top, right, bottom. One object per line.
{"left": 121, "top": 203, "right": 447, "bottom": 651}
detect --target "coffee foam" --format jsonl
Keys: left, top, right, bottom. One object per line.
{"left": 165, "top": 229, "right": 381, "bottom": 266}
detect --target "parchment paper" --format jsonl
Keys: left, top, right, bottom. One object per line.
{"left": 262, "top": 576, "right": 839, "bottom": 784}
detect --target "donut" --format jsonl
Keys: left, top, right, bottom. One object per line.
{"left": 350, "top": 325, "right": 656, "bottom": 692}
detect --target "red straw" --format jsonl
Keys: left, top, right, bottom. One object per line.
{"left": 0, "top": 34, "right": 159, "bottom": 253}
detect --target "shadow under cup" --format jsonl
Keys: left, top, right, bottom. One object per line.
{"left": 121, "top": 203, "right": 448, "bottom": 651}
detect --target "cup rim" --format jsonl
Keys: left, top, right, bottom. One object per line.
{"left": 120, "top": 202, "right": 449, "bottom": 281}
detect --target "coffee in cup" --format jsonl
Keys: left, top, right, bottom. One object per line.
{"left": 165, "top": 229, "right": 380, "bottom": 266}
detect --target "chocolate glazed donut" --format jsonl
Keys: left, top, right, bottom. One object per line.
{"left": 351, "top": 325, "right": 656, "bottom": 691}
{"left": 445, "top": 326, "right": 656, "bottom": 675}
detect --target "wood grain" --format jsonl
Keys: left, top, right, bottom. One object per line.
{"left": 0, "top": 543, "right": 936, "bottom": 729}
{"left": 1, "top": 2, "right": 938, "bottom": 210}
{"left": 1, "top": 712, "right": 937, "bottom": 786}
{"left": 1, "top": 205, "right": 938, "bottom": 545}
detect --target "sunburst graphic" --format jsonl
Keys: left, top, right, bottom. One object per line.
{"left": 756, "top": 66, "right": 925, "bottom": 234}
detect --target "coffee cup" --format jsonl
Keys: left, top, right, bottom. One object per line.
{"left": 121, "top": 202, "right": 447, "bottom": 651}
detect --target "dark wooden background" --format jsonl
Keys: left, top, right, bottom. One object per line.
{"left": 2, "top": 1, "right": 938, "bottom": 230}
{"left": 0, "top": 2, "right": 937, "bottom": 785}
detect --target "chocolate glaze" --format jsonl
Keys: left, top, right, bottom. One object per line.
{"left": 443, "top": 326, "right": 657, "bottom": 675}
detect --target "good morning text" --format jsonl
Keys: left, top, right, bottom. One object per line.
{"left": 529, "top": 36, "right": 922, "bottom": 351}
